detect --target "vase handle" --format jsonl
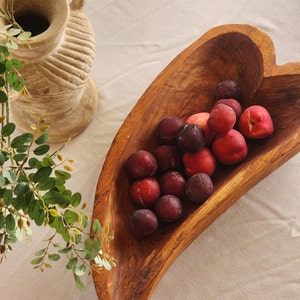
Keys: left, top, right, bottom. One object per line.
{"left": 70, "top": 0, "right": 85, "bottom": 11}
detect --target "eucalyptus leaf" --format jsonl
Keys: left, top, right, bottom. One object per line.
{"left": 0, "top": 214, "right": 4, "bottom": 229}
{"left": 7, "top": 70, "right": 17, "bottom": 83}
{"left": 5, "top": 169, "right": 17, "bottom": 183}
{"left": 34, "top": 209, "right": 45, "bottom": 226}
{"left": 5, "top": 39, "right": 18, "bottom": 50}
{"left": 66, "top": 256, "right": 78, "bottom": 270}
{"left": 31, "top": 257, "right": 43, "bottom": 265}
{"left": 55, "top": 170, "right": 71, "bottom": 180}
{"left": 33, "top": 166, "right": 52, "bottom": 183}
{"left": 11, "top": 133, "right": 33, "bottom": 148}
{"left": 74, "top": 264, "right": 86, "bottom": 277}
{"left": 58, "top": 247, "right": 72, "bottom": 254}
{"left": 35, "top": 133, "right": 49, "bottom": 145}
{"left": 0, "top": 76, "right": 4, "bottom": 87}
{"left": 0, "top": 152, "right": 5, "bottom": 165}
{"left": 74, "top": 274, "right": 85, "bottom": 291}
{"left": 33, "top": 144, "right": 50, "bottom": 156}
{"left": 7, "top": 28, "right": 21, "bottom": 37}
{"left": 14, "top": 182, "right": 30, "bottom": 196}
{"left": 12, "top": 80, "right": 25, "bottom": 91}
{"left": 5, "top": 214, "right": 16, "bottom": 231}
{"left": 70, "top": 192, "right": 81, "bottom": 207}
{"left": 93, "top": 237, "right": 101, "bottom": 253}
{"left": 13, "top": 153, "right": 27, "bottom": 162}
{"left": 1, "top": 122, "right": 15, "bottom": 136}
{"left": 3, "top": 189, "right": 13, "bottom": 205}
{"left": 38, "top": 177, "right": 56, "bottom": 190}
{"left": 64, "top": 210, "right": 79, "bottom": 225}
{"left": 35, "top": 248, "right": 47, "bottom": 256}
{"left": 18, "top": 31, "right": 32, "bottom": 41}
{"left": 11, "top": 58, "right": 23, "bottom": 69}
{"left": 0, "top": 90, "right": 8, "bottom": 103}
{"left": 48, "top": 254, "right": 60, "bottom": 261}
{"left": 92, "top": 219, "right": 101, "bottom": 234}
{"left": 28, "top": 157, "right": 39, "bottom": 168}
{"left": 0, "top": 174, "right": 5, "bottom": 187}
{"left": 0, "top": 45, "right": 10, "bottom": 56}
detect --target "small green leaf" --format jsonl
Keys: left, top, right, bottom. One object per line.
{"left": 5, "top": 214, "right": 16, "bottom": 231}
{"left": 7, "top": 28, "right": 21, "bottom": 37}
{"left": 0, "top": 90, "right": 8, "bottom": 103}
{"left": 0, "top": 76, "right": 5, "bottom": 87}
{"left": 11, "top": 133, "right": 33, "bottom": 148}
{"left": 6, "top": 39, "right": 18, "bottom": 49}
{"left": 6, "top": 169, "right": 17, "bottom": 183}
{"left": 55, "top": 170, "right": 71, "bottom": 180}
{"left": 40, "top": 157, "right": 55, "bottom": 167}
{"left": 64, "top": 210, "right": 79, "bottom": 225}
{"left": 84, "top": 238, "right": 93, "bottom": 252}
{"left": 35, "top": 133, "right": 49, "bottom": 145}
{"left": 18, "top": 31, "right": 32, "bottom": 40}
{"left": 48, "top": 254, "right": 60, "bottom": 261}
{"left": 92, "top": 219, "right": 101, "bottom": 234}
{"left": 93, "top": 237, "right": 101, "bottom": 253}
{"left": 66, "top": 256, "right": 78, "bottom": 270}
{"left": 0, "top": 174, "right": 5, "bottom": 187}
{"left": 38, "top": 177, "right": 56, "bottom": 190}
{"left": 70, "top": 192, "right": 81, "bottom": 207}
{"left": 74, "top": 274, "right": 85, "bottom": 291}
{"left": 16, "top": 145, "right": 29, "bottom": 153}
{"left": 58, "top": 247, "right": 72, "bottom": 254}
{"left": 1, "top": 123, "right": 16, "bottom": 137}
{"left": 11, "top": 58, "right": 23, "bottom": 69}
{"left": 0, "top": 45, "right": 10, "bottom": 56}
{"left": 33, "top": 144, "right": 50, "bottom": 156}
{"left": 3, "top": 189, "right": 13, "bottom": 205}
{"left": 74, "top": 264, "right": 87, "bottom": 276}
{"left": 31, "top": 257, "right": 43, "bottom": 265}
{"left": 0, "top": 214, "right": 5, "bottom": 229}
{"left": 0, "top": 152, "right": 6, "bottom": 165}
{"left": 13, "top": 153, "right": 27, "bottom": 162}
{"left": 7, "top": 71, "right": 17, "bottom": 84}
{"left": 33, "top": 166, "right": 52, "bottom": 183}
{"left": 12, "top": 80, "right": 25, "bottom": 92}
{"left": 28, "top": 157, "right": 39, "bottom": 168}
{"left": 14, "top": 182, "right": 30, "bottom": 196}
{"left": 34, "top": 209, "right": 45, "bottom": 226}
{"left": 35, "top": 248, "right": 47, "bottom": 256}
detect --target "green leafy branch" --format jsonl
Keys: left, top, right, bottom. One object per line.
{"left": 0, "top": 4, "right": 115, "bottom": 291}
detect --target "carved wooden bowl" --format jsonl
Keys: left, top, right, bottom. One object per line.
{"left": 92, "top": 24, "right": 300, "bottom": 299}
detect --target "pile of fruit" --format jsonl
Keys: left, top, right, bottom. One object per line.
{"left": 125, "top": 80, "right": 274, "bottom": 238}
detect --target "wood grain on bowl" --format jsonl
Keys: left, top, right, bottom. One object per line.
{"left": 92, "top": 24, "right": 300, "bottom": 300}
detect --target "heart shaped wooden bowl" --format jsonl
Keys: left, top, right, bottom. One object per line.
{"left": 92, "top": 24, "right": 300, "bottom": 299}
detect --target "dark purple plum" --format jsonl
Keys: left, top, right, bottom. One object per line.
{"left": 215, "top": 80, "right": 242, "bottom": 102}
{"left": 126, "top": 150, "right": 157, "bottom": 180}
{"left": 130, "top": 209, "right": 158, "bottom": 238}
{"left": 153, "top": 145, "right": 182, "bottom": 173}
{"left": 159, "top": 171, "right": 186, "bottom": 199}
{"left": 154, "top": 195, "right": 182, "bottom": 222}
{"left": 155, "top": 116, "right": 183, "bottom": 145}
{"left": 176, "top": 124, "right": 205, "bottom": 153}
{"left": 185, "top": 173, "right": 213, "bottom": 204}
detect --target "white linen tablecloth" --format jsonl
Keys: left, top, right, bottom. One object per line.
{"left": 1, "top": 0, "right": 299, "bottom": 299}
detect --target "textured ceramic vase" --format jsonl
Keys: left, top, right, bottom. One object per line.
{"left": 10, "top": 0, "right": 98, "bottom": 143}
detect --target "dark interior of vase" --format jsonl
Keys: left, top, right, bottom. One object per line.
{"left": 15, "top": 13, "right": 50, "bottom": 36}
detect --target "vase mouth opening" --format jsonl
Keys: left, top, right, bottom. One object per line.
{"left": 13, "top": 0, "right": 69, "bottom": 44}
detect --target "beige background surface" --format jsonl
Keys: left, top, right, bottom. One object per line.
{"left": 1, "top": 0, "right": 299, "bottom": 299}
